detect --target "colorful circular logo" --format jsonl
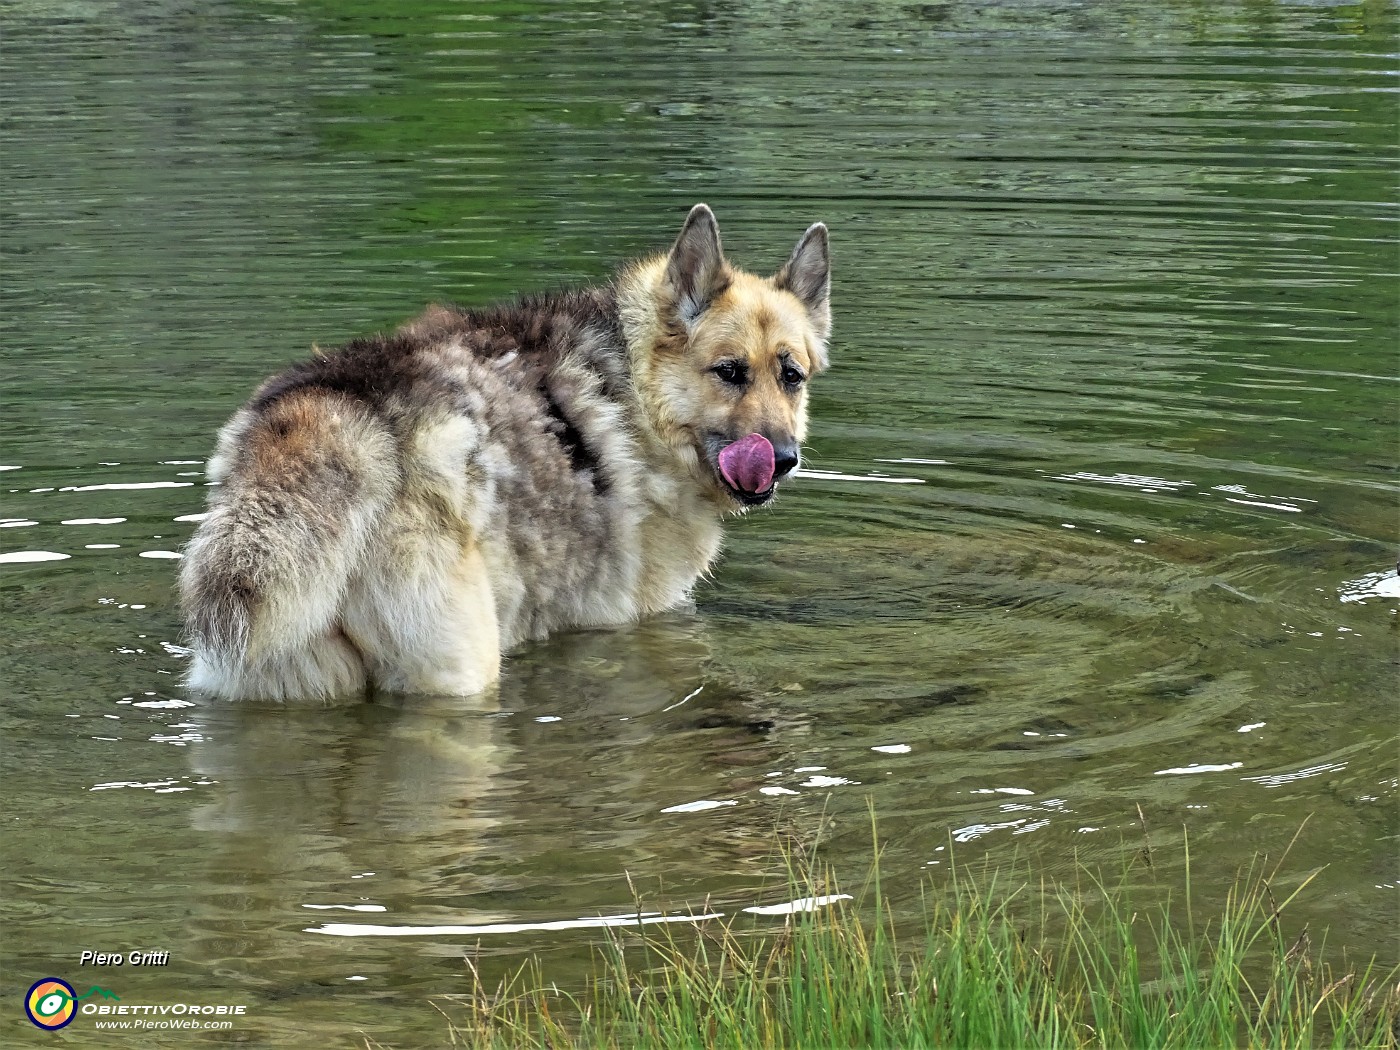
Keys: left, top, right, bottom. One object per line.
{"left": 25, "top": 978, "right": 77, "bottom": 1030}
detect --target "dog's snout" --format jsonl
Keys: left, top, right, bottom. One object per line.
{"left": 773, "top": 441, "right": 800, "bottom": 481}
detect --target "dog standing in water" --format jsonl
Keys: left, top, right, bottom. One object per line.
{"left": 179, "top": 205, "right": 831, "bottom": 701}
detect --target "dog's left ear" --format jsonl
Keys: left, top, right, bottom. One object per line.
{"left": 775, "top": 222, "right": 831, "bottom": 350}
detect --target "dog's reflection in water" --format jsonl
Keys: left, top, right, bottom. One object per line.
{"left": 185, "top": 613, "right": 800, "bottom": 882}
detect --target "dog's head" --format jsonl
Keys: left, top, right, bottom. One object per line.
{"left": 637, "top": 204, "right": 831, "bottom": 511}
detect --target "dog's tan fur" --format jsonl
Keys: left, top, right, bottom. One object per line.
{"left": 180, "top": 205, "right": 830, "bottom": 701}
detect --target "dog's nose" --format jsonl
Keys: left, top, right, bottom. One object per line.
{"left": 772, "top": 441, "right": 800, "bottom": 481}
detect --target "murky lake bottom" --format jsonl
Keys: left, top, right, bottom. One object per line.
{"left": 2, "top": 1, "right": 1397, "bottom": 1045}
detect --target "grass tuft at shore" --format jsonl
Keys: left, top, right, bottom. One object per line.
{"left": 426, "top": 821, "right": 1398, "bottom": 1049}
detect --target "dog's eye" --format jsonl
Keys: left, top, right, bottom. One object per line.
{"left": 712, "top": 361, "right": 748, "bottom": 386}
{"left": 782, "top": 364, "right": 806, "bottom": 387}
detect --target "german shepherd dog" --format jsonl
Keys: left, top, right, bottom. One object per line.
{"left": 179, "top": 205, "right": 830, "bottom": 701}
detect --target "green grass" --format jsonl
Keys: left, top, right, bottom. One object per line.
{"left": 428, "top": 821, "right": 1398, "bottom": 1050}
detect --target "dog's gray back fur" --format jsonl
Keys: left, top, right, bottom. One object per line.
{"left": 183, "top": 288, "right": 666, "bottom": 699}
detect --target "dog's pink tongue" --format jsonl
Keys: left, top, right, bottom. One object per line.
{"left": 718, "top": 433, "right": 776, "bottom": 494}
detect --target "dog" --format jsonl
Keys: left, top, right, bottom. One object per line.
{"left": 179, "top": 204, "right": 831, "bottom": 701}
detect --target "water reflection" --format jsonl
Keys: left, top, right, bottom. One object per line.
{"left": 186, "top": 693, "right": 510, "bottom": 890}
{"left": 173, "top": 614, "right": 807, "bottom": 946}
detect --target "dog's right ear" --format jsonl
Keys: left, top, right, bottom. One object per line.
{"left": 666, "top": 203, "right": 731, "bottom": 327}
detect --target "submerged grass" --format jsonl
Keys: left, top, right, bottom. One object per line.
{"left": 438, "top": 817, "right": 1398, "bottom": 1050}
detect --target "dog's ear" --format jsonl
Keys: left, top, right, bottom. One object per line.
{"left": 666, "top": 204, "right": 731, "bottom": 327}
{"left": 775, "top": 222, "right": 830, "bottom": 345}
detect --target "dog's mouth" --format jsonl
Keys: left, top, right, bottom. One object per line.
{"left": 709, "top": 433, "right": 778, "bottom": 507}
{"left": 727, "top": 482, "right": 776, "bottom": 507}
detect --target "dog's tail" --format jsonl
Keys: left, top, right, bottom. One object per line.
{"left": 179, "top": 389, "right": 396, "bottom": 701}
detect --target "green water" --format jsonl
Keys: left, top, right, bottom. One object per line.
{"left": 2, "top": 0, "right": 1397, "bottom": 1045}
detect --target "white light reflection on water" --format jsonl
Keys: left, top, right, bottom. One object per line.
{"left": 91, "top": 775, "right": 215, "bottom": 792}
{"left": 794, "top": 468, "right": 924, "bottom": 485}
{"left": 1243, "top": 762, "right": 1347, "bottom": 788}
{"left": 744, "top": 894, "right": 852, "bottom": 916}
{"left": 1154, "top": 762, "right": 1244, "bottom": 776}
{"left": 1338, "top": 571, "right": 1400, "bottom": 604}
{"left": 1052, "top": 471, "right": 1195, "bottom": 493}
{"left": 1223, "top": 497, "right": 1302, "bottom": 513}
{"left": 59, "top": 481, "right": 193, "bottom": 492}
{"left": 149, "top": 724, "right": 204, "bottom": 746}
{"left": 307, "top": 910, "right": 724, "bottom": 938}
{"left": 1212, "top": 484, "right": 1314, "bottom": 514}
{"left": 0, "top": 550, "right": 69, "bottom": 563}
{"left": 953, "top": 819, "right": 1027, "bottom": 843}
{"left": 660, "top": 799, "right": 736, "bottom": 813}
{"left": 799, "top": 774, "right": 859, "bottom": 787}
{"left": 309, "top": 892, "right": 856, "bottom": 941}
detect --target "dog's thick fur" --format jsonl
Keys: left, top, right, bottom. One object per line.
{"left": 179, "top": 205, "right": 831, "bottom": 701}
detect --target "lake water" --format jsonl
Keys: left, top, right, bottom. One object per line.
{"left": 2, "top": 0, "right": 1396, "bottom": 1044}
